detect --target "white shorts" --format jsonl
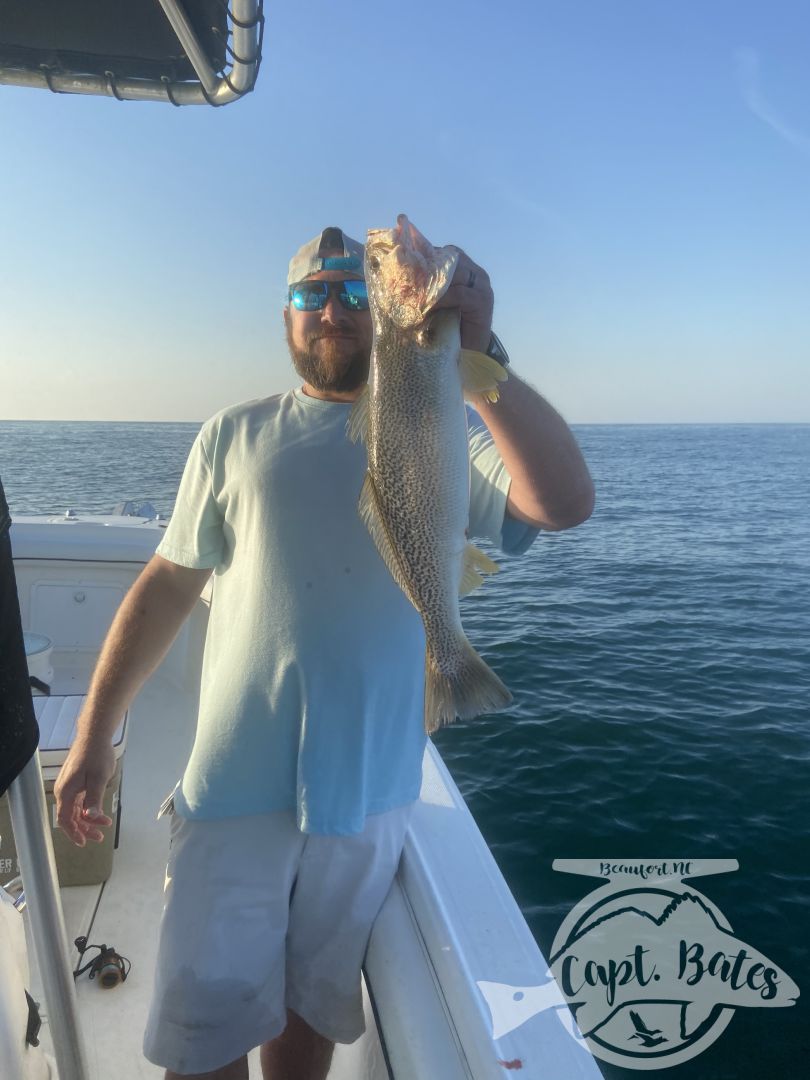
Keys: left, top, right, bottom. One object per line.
{"left": 142, "top": 801, "right": 415, "bottom": 1076}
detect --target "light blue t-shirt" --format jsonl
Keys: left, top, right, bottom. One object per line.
{"left": 156, "top": 388, "right": 538, "bottom": 834}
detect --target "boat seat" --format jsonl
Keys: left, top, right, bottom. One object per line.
{"left": 33, "top": 696, "right": 127, "bottom": 781}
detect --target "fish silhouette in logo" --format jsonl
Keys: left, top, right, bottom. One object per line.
{"left": 476, "top": 977, "right": 587, "bottom": 1043}
{"left": 550, "top": 890, "right": 800, "bottom": 1041}
{"left": 478, "top": 891, "right": 799, "bottom": 1044}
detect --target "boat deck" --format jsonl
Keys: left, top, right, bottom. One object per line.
{"left": 24, "top": 656, "right": 388, "bottom": 1079}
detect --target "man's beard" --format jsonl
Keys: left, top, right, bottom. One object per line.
{"left": 286, "top": 324, "right": 370, "bottom": 394}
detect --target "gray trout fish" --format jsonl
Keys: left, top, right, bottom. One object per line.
{"left": 348, "top": 214, "right": 512, "bottom": 734}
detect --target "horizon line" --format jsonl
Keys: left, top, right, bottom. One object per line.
{"left": 2, "top": 418, "right": 809, "bottom": 427}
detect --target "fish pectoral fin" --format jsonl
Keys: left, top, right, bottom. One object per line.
{"left": 460, "top": 542, "right": 500, "bottom": 596}
{"left": 423, "top": 246, "right": 462, "bottom": 313}
{"left": 358, "top": 472, "right": 418, "bottom": 606}
{"left": 347, "top": 384, "right": 370, "bottom": 444}
{"left": 459, "top": 349, "right": 509, "bottom": 403}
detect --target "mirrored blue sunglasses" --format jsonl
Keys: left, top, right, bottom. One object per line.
{"left": 289, "top": 279, "right": 369, "bottom": 313}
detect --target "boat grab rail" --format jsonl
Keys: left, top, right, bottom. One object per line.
{"left": 8, "top": 753, "right": 90, "bottom": 1080}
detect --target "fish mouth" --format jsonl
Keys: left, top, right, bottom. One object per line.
{"left": 366, "top": 214, "right": 461, "bottom": 328}
{"left": 366, "top": 213, "right": 422, "bottom": 251}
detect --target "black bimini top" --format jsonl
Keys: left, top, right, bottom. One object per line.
{"left": 0, "top": 0, "right": 264, "bottom": 106}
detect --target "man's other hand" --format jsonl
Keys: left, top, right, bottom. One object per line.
{"left": 432, "top": 249, "right": 494, "bottom": 353}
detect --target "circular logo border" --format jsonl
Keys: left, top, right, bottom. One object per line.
{"left": 550, "top": 883, "right": 736, "bottom": 1070}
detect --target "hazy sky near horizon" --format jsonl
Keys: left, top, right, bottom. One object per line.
{"left": 1, "top": 1, "right": 809, "bottom": 423}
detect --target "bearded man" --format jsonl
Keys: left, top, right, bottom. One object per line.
{"left": 54, "top": 226, "right": 594, "bottom": 1080}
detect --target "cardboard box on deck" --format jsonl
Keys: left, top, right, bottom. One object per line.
{"left": 0, "top": 695, "right": 127, "bottom": 887}
{"left": 0, "top": 757, "right": 123, "bottom": 887}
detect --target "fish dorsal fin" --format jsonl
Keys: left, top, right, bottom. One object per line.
{"left": 459, "top": 348, "right": 508, "bottom": 404}
{"left": 347, "top": 384, "right": 370, "bottom": 444}
{"left": 358, "top": 472, "right": 418, "bottom": 608}
{"left": 460, "top": 542, "right": 500, "bottom": 596}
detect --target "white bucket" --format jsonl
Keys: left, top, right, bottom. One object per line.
{"left": 23, "top": 632, "right": 54, "bottom": 693}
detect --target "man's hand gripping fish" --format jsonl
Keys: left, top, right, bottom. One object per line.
{"left": 348, "top": 214, "right": 512, "bottom": 735}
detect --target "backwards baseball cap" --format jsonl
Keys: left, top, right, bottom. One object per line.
{"left": 287, "top": 226, "right": 365, "bottom": 286}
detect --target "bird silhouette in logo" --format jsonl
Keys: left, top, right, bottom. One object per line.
{"left": 628, "top": 1010, "right": 667, "bottom": 1048}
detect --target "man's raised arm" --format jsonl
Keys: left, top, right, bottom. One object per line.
{"left": 471, "top": 371, "right": 595, "bottom": 531}
{"left": 432, "top": 246, "right": 594, "bottom": 532}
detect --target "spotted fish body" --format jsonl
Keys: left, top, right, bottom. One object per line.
{"left": 350, "top": 215, "right": 511, "bottom": 734}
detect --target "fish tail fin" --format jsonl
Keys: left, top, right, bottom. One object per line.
{"left": 424, "top": 637, "right": 512, "bottom": 734}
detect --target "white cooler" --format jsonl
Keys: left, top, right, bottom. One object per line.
{"left": 22, "top": 632, "right": 54, "bottom": 694}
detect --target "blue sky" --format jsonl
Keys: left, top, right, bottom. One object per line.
{"left": 1, "top": 0, "right": 808, "bottom": 422}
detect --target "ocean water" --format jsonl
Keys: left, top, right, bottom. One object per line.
{"left": 2, "top": 420, "right": 809, "bottom": 1078}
